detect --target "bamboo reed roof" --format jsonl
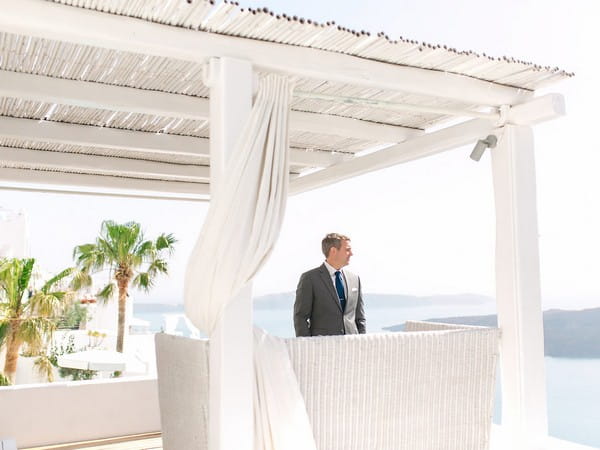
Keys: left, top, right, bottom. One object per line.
{"left": 0, "top": 0, "right": 573, "bottom": 199}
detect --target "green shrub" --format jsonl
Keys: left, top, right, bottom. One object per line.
{"left": 48, "top": 335, "right": 97, "bottom": 381}
{"left": 57, "top": 302, "right": 89, "bottom": 330}
{"left": 0, "top": 372, "right": 11, "bottom": 386}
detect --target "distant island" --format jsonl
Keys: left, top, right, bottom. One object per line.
{"left": 384, "top": 308, "right": 600, "bottom": 358}
{"left": 135, "top": 293, "right": 600, "bottom": 358}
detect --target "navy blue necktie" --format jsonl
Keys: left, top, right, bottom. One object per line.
{"left": 334, "top": 270, "right": 346, "bottom": 312}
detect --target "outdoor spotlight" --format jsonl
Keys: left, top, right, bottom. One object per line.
{"left": 470, "top": 135, "right": 498, "bottom": 161}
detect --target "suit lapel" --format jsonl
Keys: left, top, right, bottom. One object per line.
{"left": 343, "top": 271, "right": 356, "bottom": 310}
{"left": 318, "top": 264, "right": 343, "bottom": 312}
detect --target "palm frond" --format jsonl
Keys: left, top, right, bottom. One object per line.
{"left": 70, "top": 268, "right": 93, "bottom": 291}
{"left": 34, "top": 355, "right": 55, "bottom": 382}
{"left": 103, "top": 221, "right": 142, "bottom": 263}
{"left": 0, "top": 258, "right": 34, "bottom": 314}
{"left": 74, "top": 243, "right": 108, "bottom": 272}
{"left": 130, "top": 252, "right": 144, "bottom": 269}
{"left": 18, "top": 318, "right": 55, "bottom": 353}
{"left": 136, "top": 240, "right": 156, "bottom": 261}
{"left": 18, "top": 258, "right": 35, "bottom": 293}
{"left": 132, "top": 272, "right": 153, "bottom": 293}
{"left": 148, "top": 259, "right": 169, "bottom": 276}
{"left": 97, "top": 282, "right": 117, "bottom": 303}
{"left": 41, "top": 267, "right": 75, "bottom": 294}
{"left": 29, "top": 291, "right": 71, "bottom": 317}
{"left": 74, "top": 221, "right": 175, "bottom": 302}
{"left": 156, "top": 233, "right": 177, "bottom": 254}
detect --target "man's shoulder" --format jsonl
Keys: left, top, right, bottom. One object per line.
{"left": 301, "top": 265, "right": 325, "bottom": 278}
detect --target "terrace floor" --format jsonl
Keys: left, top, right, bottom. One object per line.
{"left": 22, "top": 430, "right": 598, "bottom": 450}
{"left": 23, "top": 433, "right": 162, "bottom": 450}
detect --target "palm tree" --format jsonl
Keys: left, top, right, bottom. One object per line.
{"left": 0, "top": 258, "right": 75, "bottom": 383}
{"left": 73, "top": 220, "right": 175, "bottom": 353}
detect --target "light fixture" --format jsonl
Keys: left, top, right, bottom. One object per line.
{"left": 470, "top": 135, "right": 498, "bottom": 161}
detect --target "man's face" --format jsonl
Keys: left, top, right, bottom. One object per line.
{"left": 329, "top": 239, "right": 353, "bottom": 268}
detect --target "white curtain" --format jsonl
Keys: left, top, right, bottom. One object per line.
{"left": 184, "top": 74, "right": 291, "bottom": 335}
{"left": 254, "top": 329, "right": 317, "bottom": 450}
{"left": 184, "top": 73, "right": 316, "bottom": 450}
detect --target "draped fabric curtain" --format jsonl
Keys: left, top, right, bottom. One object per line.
{"left": 184, "top": 73, "right": 317, "bottom": 450}
{"left": 254, "top": 329, "right": 317, "bottom": 450}
{"left": 184, "top": 74, "right": 291, "bottom": 335}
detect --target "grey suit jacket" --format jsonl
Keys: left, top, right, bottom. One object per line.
{"left": 294, "top": 263, "right": 366, "bottom": 337}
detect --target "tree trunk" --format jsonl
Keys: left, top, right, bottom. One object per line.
{"left": 116, "top": 279, "right": 129, "bottom": 353}
{"left": 4, "top": 321, "right": 22, "bottom": 383}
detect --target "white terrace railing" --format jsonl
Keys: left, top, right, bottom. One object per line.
{"left": 156, "top": 322, "right": 501, "bottom": 450}
{"left": 0, "top": 376, "right": 160, "bottom": 448}
{"left": 0, "top": 324, "right": 596, "bottom": 450}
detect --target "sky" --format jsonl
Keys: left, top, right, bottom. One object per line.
{"left": 0, "top": 0, "right": 598, "bottom": 309}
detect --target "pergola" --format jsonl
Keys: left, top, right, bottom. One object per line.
{"left": 0, "top": 0, "right": 573, "bottom": 448}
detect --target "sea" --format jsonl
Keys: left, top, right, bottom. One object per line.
{"left": 134, "top": 301, "right": 600, "bottom": 448}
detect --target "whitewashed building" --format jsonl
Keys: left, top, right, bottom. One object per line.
{"left": 0, "top": 1, "right": 586, "bottom": 449}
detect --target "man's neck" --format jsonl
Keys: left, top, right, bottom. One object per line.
{"left": 325, "top": 259, "right": 343, "bottom": 270}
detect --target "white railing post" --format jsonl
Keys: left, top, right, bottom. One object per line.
{"left": 206, "top": 57, "right": 254, "bottom": 450}
{"left": 491, "top": 125, "right": 548, "bottom": 448}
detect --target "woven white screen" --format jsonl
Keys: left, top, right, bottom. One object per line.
{"left": 156, "top": 324, "right": 500, "bottom": 450}
{"left": 286, "top": 326, "right": 500, "bottom": 450}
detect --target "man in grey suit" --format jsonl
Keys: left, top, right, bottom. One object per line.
{"left": 294, "top": 233, "right": 366, "bottom": 337}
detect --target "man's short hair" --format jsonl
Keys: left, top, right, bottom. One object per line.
{"left": 322, "top": 233, "right": 350, "bottom": 258}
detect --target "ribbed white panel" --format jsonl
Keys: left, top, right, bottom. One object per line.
{"left": 155, "top": 323, "right": 500, "bottom": 450}
{"left": 286, "top": 326, "right": 500, "bottom": 450}
{"left": 155, "top": 334, "right": 210, "bottom": 450}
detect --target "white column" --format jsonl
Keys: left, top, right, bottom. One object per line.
{"left": 491, "top": 125, "right": 548, "bottom": 448}
{"left": 207, "top": 57, "right": 254, "bottom": 450}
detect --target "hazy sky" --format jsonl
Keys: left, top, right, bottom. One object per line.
{"left": 1, "top": 0, "right": 598, "bottom": 309}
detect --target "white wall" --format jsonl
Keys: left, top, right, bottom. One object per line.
{"left": 0, "top": 377, "right": 160, "bottom": 447}
{"left": 0, "top": 208, "right": 28, "bottom": 258}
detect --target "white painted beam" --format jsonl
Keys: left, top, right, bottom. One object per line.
{"left": 204, "top": 57, "right": 254, "bottom": 450}
{"left": 0, "top": 167, "right": 209, "bottom": 199}
{"left": 0, "top": 116, "right": 207, "bottom": 157}
{"left": 0, "top": 146, "right": 209, "bottom": 182}
{"left": 0, "top": 183, "right": 207, "bottom": 201}
{"left": 491, "top": 125, "right": 548, "bottom": 447}
{"left": 0, "top": 69, "right": 208, "bottom": 120}
{"left": 508, "top": 94, "right": 566, "bottom": 126}
{"left": 0, "top": 70, "right": 420, "bottom": 145}
{"left": 290, "top": 110, "right": 421, "bottom": 142}
{"left": 0, "top": 0, "right": 532, "bottom": 107}
{"left": 290, "top": 147, "right": 349, "bottom": 168}
{"left": 0, "top": 117, "right": 353, "bottom": 169}
{"left": 290, "top": 118, "right": 497, "bottom": 194}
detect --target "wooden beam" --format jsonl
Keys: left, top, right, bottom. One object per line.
{"left": 290, "top": 118, "right": 497, "bottom": 194}
{"left": 0, "top": 167, "right": 209, "bottom": 198}
{"left": 0, "top": 116, "right": 207, "bottom": 157}
{"left": 0, "top": 70, "right": 208, "bottom": 120}
{"left": 0, "top": 146, "right": 209, "bottom": 182}
{"left": 491, "top": 125, "right": 548, "bottom": 446}
{"left": 0, "top": 183, "right": 207, "bottom": 201}
{"left": 290, "top": 110, "right": 421, "bottom": 142}
{"left": 508, "top": 93, "right": 565, "bottom": 126}
{"left": 0, "top": 70, "right": 420, "bottom": 144}
{"left": 289, "top": 147, "right": 349, "bottom": 167}
{"left": 0, "top": 117, "right": 352, "bottom": 169}
{"left": 202, "top": 57, "right": 254, "bottom": 450}
{"left": 0, "top": 0, "right": 532, "bottom": 107}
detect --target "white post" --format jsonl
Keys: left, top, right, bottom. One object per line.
{"left": 207, "top": 57, "right": 254, "bottom": 450}
{"left": 491, "top": 125, "right": 548, "bottom": 448}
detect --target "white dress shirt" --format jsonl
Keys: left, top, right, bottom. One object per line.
{"left": 323, "top": 261, "right": 347, "bottom": 299}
